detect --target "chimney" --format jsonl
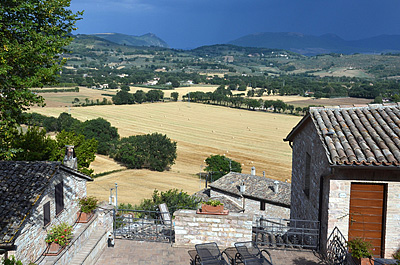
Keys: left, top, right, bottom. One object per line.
{"left": 239, "top": 181, "right": 246, "bottom": 193}
{"left": 274, "top": 180, "right": 280, "bottom": 193}
{"left": 251, "top": 166, "right": 256, "bottom": 176}
{"left": 63, "top": 145, "right": 77, "bottom": 170}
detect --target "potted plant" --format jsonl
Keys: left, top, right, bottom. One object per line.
{"left": 77, "top": 196, "right": 98, "bottom": 223}
{"left": 347, "top": 238, "right": 374, "bottom": 265}
{"left": 201, "top": 199, "right": 224, "bottom": 213}
{"left": 45, "top": 222, "right": 73, "bottom": 256}
{"left": 393, "top": 248, "right": 400, "bottom": 265}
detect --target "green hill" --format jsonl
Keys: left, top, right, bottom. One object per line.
{"left": 92, "top": 33, "right": 169, "bottom": 48}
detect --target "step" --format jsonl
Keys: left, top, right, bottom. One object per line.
{"left": 68, "top": 228, "right": 107, "bottom": 265}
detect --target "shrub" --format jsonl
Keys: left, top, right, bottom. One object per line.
{"left": 1, "top": 256, "right": 22, "bottom": 265}
{"left": 78, "top": 196, "right": 98, "bottom": 213}
{"left": 203, "top": 199, "right": 223, "bottom": 206}
{"left": 347, "top": 238, "right": 373, "bottom": 259}
{"left": 393, "top": 248, "right": 400, "bottom": 264}
{"left": 45, "top": 222, "right": 73, "bottom": 247}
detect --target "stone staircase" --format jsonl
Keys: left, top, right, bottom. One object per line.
{"left": 69, "top": 228, "right": 107, "bottom": 265}
{"left": 38, "top": 211, "right": 110, "bottom": 265}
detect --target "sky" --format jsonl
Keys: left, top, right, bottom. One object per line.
{"left": 70, "top": 0, "right": 400, "bottom": 49}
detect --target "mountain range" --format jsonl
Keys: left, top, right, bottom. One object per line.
{"left": 228, "top": 32, "right": 400, "bottom": 55}
{"left": 91, "top": 33, "right": 169, "bottom": 48}
{"left": 85, "top": 32, "right": 400, "bottom": 56}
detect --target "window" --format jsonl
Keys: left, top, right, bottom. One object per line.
{"left": 55, "top": 181, "right": 64, "bottom": 215}
{"left": 304, "top": 152, "right": 311, "bottom": 198}
{"left": 260, "top": 201, "right": 266, "bottom": 211}
{"left": 43, "top": 202, "right": 50, "bottom": 226}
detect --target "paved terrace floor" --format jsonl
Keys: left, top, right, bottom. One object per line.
{"left": 95, "top": 239, "right": 327, "bottom": 265}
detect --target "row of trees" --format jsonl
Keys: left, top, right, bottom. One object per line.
{"left": 112, "top": 89, "right": 164, "bottom": 105}
{"left": 26, "top": 113, "right": 119, "bottom": 155}
{"left": 184, "top": 86, "right": 309, "bottom": 114}
{"left": 26, "top": 112, "right": 178, "bottom": 172}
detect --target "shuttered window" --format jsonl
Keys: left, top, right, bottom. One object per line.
{"left": 44, "top": 202, "right": 50, "bottom": 226}
{"left": 55, "top": 181, "right": 64, "bottom": 215}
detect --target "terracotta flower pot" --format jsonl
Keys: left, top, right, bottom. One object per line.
{"left": 354, "top": 257, "right": 374, "bottom": 265}
{"left": 76, "top": 211, "right": 94, "bottom": 223}
{"left": 201, "top": 204, "right": 224, "bottom": 213}
{"left": 44, "top": 242, "right": 65, "bottom": 256}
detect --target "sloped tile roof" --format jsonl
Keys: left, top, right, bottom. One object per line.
{"left": 193, "top": 188, "right": 244, "bottom": 212}
{"left": 287, "top": 103, "right": 400, "bottom": 167}
{"left": 0, "top": 161, "right": 91, "bottom": 247}
{"left": 209, "top": 172, "right": 290, "bottom": 207}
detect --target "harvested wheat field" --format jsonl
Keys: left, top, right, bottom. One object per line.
{"left": 32, "top": 102, "right": 301, "bottom": 204}
{"left": 35, "top": 87, "right": 117, "bottom": 108}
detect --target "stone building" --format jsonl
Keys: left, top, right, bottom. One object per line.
{"left": 200, "top": 172, "right": 290, "bottom": 221}
{"left": 284, "top": 104, "right": 400, "bottom": 258}
{"left": 0, "top": 160, "right": 111, "bottom": 264}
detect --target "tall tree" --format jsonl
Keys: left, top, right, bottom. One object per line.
{"left": 204, "top": 155, "right": 242, "bottom": 181}
{"left": 111, "top": 133, "right": 177, "bottom": 172}
{"left": 0, "top": 0, "right": 82, "bottom": 159}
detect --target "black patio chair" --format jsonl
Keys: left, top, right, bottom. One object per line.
{"left": 234, "top": 241, "right": 273, "bottom": 265}
{"left": 188, "top": 249, "right": 201, "bottom": 265}
{"left": 195, "top": 242, "right": 229, "bottom": 265}
{"left": 221, "top": 247, "right": 237, "bottom": 265}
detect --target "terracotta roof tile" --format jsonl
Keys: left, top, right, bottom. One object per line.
{"left": 309, "top": 104, "right": 400, "bottom": 167}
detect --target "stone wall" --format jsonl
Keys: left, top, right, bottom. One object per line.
{"left": 174, "top": 210, "right": 252, "bottom": 248}
{"left": 13, "top": 169, "right": 87, "bottom": 265}
{"left": 327, "top": 170, "right": 400, "bottom": 258}
{"left": 210, "top": 189, "right": 289, "bottom": 222}
{"left": 289, "top": 119, "right": 331, "bottom": 248}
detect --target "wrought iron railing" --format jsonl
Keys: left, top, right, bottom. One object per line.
{"left": 324, "top": 226, "right": 354, "bottom": 265}
{"left": 113, "top": 208, "right": 174, "bottom": 243}
{"left": 254, "top": 217, "right": 320, "bottom": 250}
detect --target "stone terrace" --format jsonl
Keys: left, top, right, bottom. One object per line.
{"left": 94, "top": 240, "right": 326, "bottom": 265}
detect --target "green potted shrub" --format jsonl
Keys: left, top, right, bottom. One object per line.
{"left": 45, "top": 222, "right": 73, "bottom": 256}
{"left": 77, "top": 196, "right": 98, "bottom": 223}
{"left": 393, "top": 248, "right": 400, "bottom": 265}
{"left": 347, "top": 238, "right": 374, "bottom": 265}
{"left": 201, "top": 199, "right": 224, "bottom": 213}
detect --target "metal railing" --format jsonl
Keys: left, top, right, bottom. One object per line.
{"left": 113, "top": 208, "right": 174, "bottom": 243}
{"left": 254, "top": 217, "right": 320, "bottom": 250}
{"left": 324, "top": 226, "right": 354, "bottom": 265}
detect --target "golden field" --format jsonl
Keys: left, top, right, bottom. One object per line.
{"left": 32, "top": 86, "right": 371, "bottom": 205}
{"left": 32, "top": 98, "right": 301, "bottom": 205}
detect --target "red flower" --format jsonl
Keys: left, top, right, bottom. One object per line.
{"left": 55, "top": 239, "right": 58, "bottom": 241}
{"left": 61, "top": 235, "right": 64, "bottom": 238}
{"left": 64, "top": 229, "right": 67, "bottom": 232}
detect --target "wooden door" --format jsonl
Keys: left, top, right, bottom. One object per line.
{"left": 348, "top": 183, "right": 386, "bottom": 257}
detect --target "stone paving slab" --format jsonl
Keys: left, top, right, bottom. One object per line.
{"left": 94, "top": 239, "right": 327, "bottom": 265}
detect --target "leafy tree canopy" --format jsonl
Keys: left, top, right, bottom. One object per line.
{"left": 111, "top": 133, "right": 177, "bottom": 171}
{"left": 54, "top": 130, "right": 98, "bottom": 176}
{"left": 77, "top": 118, "right": 119, "bottom": 155}
{"left": 204, "top": 154, "right": 242, "bottom": 181}
{"left": 0, "top": 0, "right": 82, "bottom": 159}
{"left": 11, "top": 127, "right": 97, "bottom": 176}
{"left": 134, "top": 189, "right": 200, "bottom": 213}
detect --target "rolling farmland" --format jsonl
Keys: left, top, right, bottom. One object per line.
{"left": 32, "top": 100, "right": 301, "bottom": 204}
